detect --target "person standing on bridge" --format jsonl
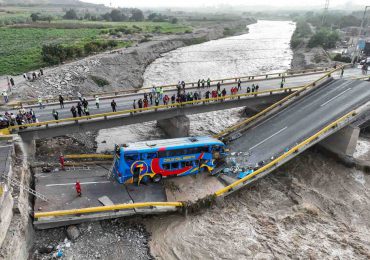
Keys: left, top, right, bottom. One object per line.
{"left": 52, "top": 109, "right": 59, "bottom": 120}
{"left": 340, "top": 67, "right": 344, "bottom": 78}
{"left": 217, "top": 82, "right": 221, "bottom": 91}
{"left": 59, "top": 95, "right": 64, "bottom": 109}
{"left": 2, "top": 91, "right": 8, "bottom": 103}
{"left": 71, "top": 106, "right": 77, "bottom": 118}
{"left": 159, "top": 87, "right": 164, "bottom": 99}
{"left": 143, "top": 98, "right": 148, "bottom": 108}
{"left": 95, "top": 96, "right": 100, "bottom": 109}
{"left": 201, "top": 79, "right": 205, "bottom": 88}
{"left": 237, "top": 79, "right": 242, "bottom": 91}
{"left": 155, "top": 95, "right": 159, "bottom": 106}
{"left": 207, "top": 78, "right": 211, "bottom": 88}
{"left": 280, "top": 80, "right": 284, "bottom": 88}
{"left": 38, "top": 96, "right": 44, "bottom": 109}
{"left": 111, "top": 100, "right": 117, "bottom": 112}
{"left": 77, "top": 102, "right": 82, "bottom": 117}
{"left": 138, "top": 99, "right": 143, "bottom": 110}
{"left": 133, "top": 99, "right": 136, "bottom": 112}
{"left": 251, "top": 84, "right": 255, "bottom": 92}
{"left": 247, "top": 86, "right": 250, "bottom": 93}
{"left": 197, "top": 79, "right": 201, "bottom": 88}
{"left": 171, "top": 94, "right": 176, "bottom": 104}
{"left": 75, "top": 180, "right": 82, "bottom": 197}
{"left": 77, "top": 92, "right": 82, "bottom": 102}
{"left": 84, "top": 106, "right": 90, "bottom": 117}
{"left": 255, "top": 84, "right": 259, "bottom": 92}
{"left": 282, "top": 74, "right": 286, "bottom": 83}
{"left": 149, "top": 92, "right": 153, "bottom": 105}
{"left": 82, "top": 98, "right": 88, "bottom": 109}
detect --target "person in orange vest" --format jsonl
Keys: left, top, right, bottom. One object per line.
{"left": 75, "top": 181, "right": 81, "bottom": 197}
{"left": 59, "top": 154, "right": 65, "bottom": 170}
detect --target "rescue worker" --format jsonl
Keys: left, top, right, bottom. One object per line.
{"left": 52, "top": 109, "right": 58, "bottom": 120}
{"left": 207, "top": 78, "right": 211, "bottom": 88}
{"left": 95, "top": 96, "right": 100, "bottom": 109}
{"left": 75, "top": 180, "right": 81, "bottom": 196}
{"left": 59, "top": 154, "right": 65, "bottom": 170}
{"left": 159, "top": 87, "right": 164, "bottom": 99}
{"left": 59, "top": 95, "right": 64, "bottom": 109}
{"left": 111, "top": 100, "right": 117, "bottom": 112}
{"left": 71, "top": 106, "right": 77, "bottom": 118}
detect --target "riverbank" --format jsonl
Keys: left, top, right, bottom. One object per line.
{"left": 10, "top": 18, "right": 256, "bottom": 100}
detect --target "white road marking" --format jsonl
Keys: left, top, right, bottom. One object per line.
{"left": 46, "top": 181, "right": 110, "bottom": 187}
{"left": 249, "top": 126, "right": 288, "bottom": 151}
{"left": 320, "top": 88, "right": 352, "bottom": 107}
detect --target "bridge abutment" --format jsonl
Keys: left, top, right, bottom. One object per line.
{"left": 157, "top": 115, "right": 190, "bottom": 138}
{"left": 21, "top": 138, "right": 36, "bottom": 160}
{"left": 319, "top": 125, "right": 360, "bottom": 158}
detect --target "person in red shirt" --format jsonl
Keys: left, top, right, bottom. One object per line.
{"left": 75, "top": 181, "right": 81, "bottom": 197}
{"left": 59, "top": 154, "right": 65, "bottom": 170}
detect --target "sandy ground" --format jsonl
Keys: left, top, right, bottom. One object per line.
{"left": 146, "top": 150, "right": 370, "bottom": 259}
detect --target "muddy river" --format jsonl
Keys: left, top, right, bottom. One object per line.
{"left": 95, "top": 20, "right": 370, "bottom": 259}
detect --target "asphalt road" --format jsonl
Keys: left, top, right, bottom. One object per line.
{"left": 5, "top": 67, "right": 364, "bottom": 123}
{"left": 229, "top": 79, "right": 370, "bottom": 167}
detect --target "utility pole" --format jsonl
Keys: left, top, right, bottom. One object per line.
{"left": 351, "top": 6, "right": 370, "bottom": 64}
{"left": 321, "top": 0, "right": 330, "bottom": 26}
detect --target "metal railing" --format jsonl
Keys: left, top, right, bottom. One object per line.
{"left": 213, "top": 65, "right": 345, "bottom": 139}
{"left": 10, "top": 67, "right": 329, "bottom": 107}
{"left": 9, "top": 85, "right": 304, "bottom": 132}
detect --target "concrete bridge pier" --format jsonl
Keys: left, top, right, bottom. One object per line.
{"left": 319, "top": 125, "right": 360, "bottom": 158}
{"left": 157, "top": 115, "right": 190, "bottom": 138}
{"left": 21, "top": 138, "right": 36, "bottom": 160}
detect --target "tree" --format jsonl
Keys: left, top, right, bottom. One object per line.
{"left": 148, "top": 13, "right": 157, "bottom": 20}
{"left": 170, "top": 17, "right": 178, "bottom": 24}
{"left": 63, "top": 9, "right": 78, "bottom": 20}
{"left": 110, "top": 9, "right": 127, "bottom": 22}
{"left": 131, "top": 9, "right": 144, "bottom": 21}
{"left": 30, "top": 13, "right": 40, "bottom": 22}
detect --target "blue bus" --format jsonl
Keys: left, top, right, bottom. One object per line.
{"left": 112, "top": 136, "right": 227, "bottom": 185}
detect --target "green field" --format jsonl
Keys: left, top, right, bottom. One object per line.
{"left": 0, "top": 28, "right": 104, "bottom": 75}
{"left": 0, "top": 21, "right": 192, "bottom": 76}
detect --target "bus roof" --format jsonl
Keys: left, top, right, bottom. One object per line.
{"left": 120, "top": 136, "right": 224, "bottom": 153}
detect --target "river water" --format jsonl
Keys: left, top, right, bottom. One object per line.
{"left": 96, "top": 20, "right": 294, "bottom": 151}
{"left": 96, "top": 20, "right": 370, "bottom": 259}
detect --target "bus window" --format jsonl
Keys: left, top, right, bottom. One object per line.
{"left": 124, "top": 153, "right": 139, "bottom": 163}
{"left": 163, "top": 163, "right": 171, "bottom": 170}
{"left": 141, "top": 153, "right": 157, "bottom": 160}
{"left": 180, "top": 162, "right": 186, "bottom": 168}
{"left": 200, "top": 146, "right": 209, "bottom": 153}
{"left": 147, "top": 153, "right": 157, "bottom": 159}
{"left": 185, "top": 161, "right": 192, "bottom": 167}
{"left": 171, "top": 162, "right": 179, "bottom": 169}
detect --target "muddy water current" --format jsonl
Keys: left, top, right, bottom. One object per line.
{"left": 95, "top": 20, "right": 370, "bottom": 259}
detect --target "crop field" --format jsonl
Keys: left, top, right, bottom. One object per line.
{"left": 0, "top": 21, "right": 191, "bottom": 76}
{"left": 0, "top": 28, "right": 105, "bottom": 75}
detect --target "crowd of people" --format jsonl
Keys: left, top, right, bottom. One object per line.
{"left": 3, "top": 78, "right": 265, "bottom": 128}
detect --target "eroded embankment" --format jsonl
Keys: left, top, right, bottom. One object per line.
{"left": 12, "top": 18, "right": 256, "bottom": 100}
{"left": 146, "top": 150, "right": 370, "bottom": 259}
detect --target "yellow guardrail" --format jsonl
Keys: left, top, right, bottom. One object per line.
{"left": 34, "top": 201, "right": 183, "bottom": 218}
{"left": 352, "top": 75, "right": 370, "bottom": 80}
{"left": 213, "top": 65, "right": 345, "bottom": 139}
{"left": 9, "top": 85, "right": 304, "bottom": 131}
{"left": 64, "top": 154, "right": 113, "bottom": 159}
{"left": 33, "top": 109, "right": 357, "bottom": 219}
{"left": 215, "top": 109, "right": 357, "bottom": 196}
{"left": 10, "top": 67, "right": 329, "bottom": 107}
